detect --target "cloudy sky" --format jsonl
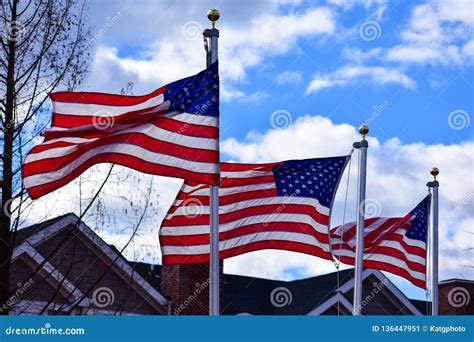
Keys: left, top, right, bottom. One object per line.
{"left": 24, "top": 0, "right": 473, "bottom": 301}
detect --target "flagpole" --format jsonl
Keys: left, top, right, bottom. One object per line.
{"left": 427, "top": 167, "right": 439, "bottom": 315}
{"left": 352, "top": 124, "right": 369, "bottom": 315}
{"left": 204, "top": 8, "right": 220, "bottom": 316}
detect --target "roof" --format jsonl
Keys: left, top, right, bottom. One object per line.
{"left": 439, "top": 278, "right": 474, "bottom": 285}
{"left": 222, "top": 269, "right": 355, "bottom": 315}
{"left": 409, "top": 299, "right": 429, "bottom": 315}
{"left": 13, "top": 213, "right": 75, "bottom": 244}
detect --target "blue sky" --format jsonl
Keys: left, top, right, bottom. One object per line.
{"left": 86, "top": 0, "right": 473, "bottom": 146}
{"left": 25, "top": 0, "right": 473, "bottom": 302}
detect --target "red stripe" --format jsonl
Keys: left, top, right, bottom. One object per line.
{"left": 23, "top": 133, "right": 217, "bottom": 176}
{"left": 378, "top": 233, "right": 426, "bottom": 258}
{"left": 49, "top": 86, "right": 166, "bottom": 106}
{"left": 371, "top": 214, "right": 413, "bottom": 248}
{"left": 161, "top": 240, "right": 333, "bottom": 264}
{"left": 363, "top": 260, "right": 426, "bottom": 289}
{"left": 222, "top": 175, "right": 276, "bottom": 188}
{"left": 174, "top": 188, "right": 278, "bottom": 205}
{"left": 45, "top": 115, "right": 218, "bottom": 141}
{"left": 221, "top": 162, "right": 278, "bottom": 172}
{"left": 51, "top": 105, "right": 166, "bottom": 128}
{"left": 163, "top": 203, "right": 329, "bottom": 227}
{"left": 367, "top": 247, "right": 426, "bottom": 273}
{"left": 25, "top": 153, "right": 217, "bottom": 199}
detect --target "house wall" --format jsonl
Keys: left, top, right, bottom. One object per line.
{"left": 161, "top": 262, "right": 223, "bottom": 315}
{"left": 11, "top": 227, "right": 163, "bottom": 315}
{"left": 439, "top": 280, "right": 474, "bottom": 315}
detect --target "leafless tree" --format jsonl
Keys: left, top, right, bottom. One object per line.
{"left": 0, "top": 0, "right": 91, "bottom": 313}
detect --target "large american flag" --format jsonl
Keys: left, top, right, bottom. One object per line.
{"left": 331, "top": 195, "right": 431, "bottom": 288}
{"left": 160, "top": 156, "right": 349, "bottom": 264}
{"left": 23, "top": 63, "right": 219, "bottom": 199}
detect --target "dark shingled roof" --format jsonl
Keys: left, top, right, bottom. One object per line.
{"left": 13, "top": 213, "right": 76, "bottom": 245}
{"left": 222, "top": 269, "right": 355, "bottom": 315}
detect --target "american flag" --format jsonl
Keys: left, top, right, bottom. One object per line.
{"left": 331, "top": 195, "right": 431, "bottom": 288}
{"left": 160, "top": 156, "right": 349, "bottom": 264}
{"left": 22, "top": 63, "right": 219, "bottom": 199}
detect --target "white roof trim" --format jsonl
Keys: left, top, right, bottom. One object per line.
{"left": 15, "top": 244, "right": 90, "bottom": 306}
{"left": 307, "top": 292, "right": 353, "bottom": 315}
{"left": 14, "top": 214, "right": 168, "bottom": 311}
{"left": 337, "top": 269, "right": 422, "bottom": 315}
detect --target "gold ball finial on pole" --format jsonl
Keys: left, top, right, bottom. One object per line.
{"left": 431, "top": 167, "right": 439, "bottom": 180}
{"left": 207, "top": 9, "right": 220, "bottom": 28}
{"left": 359, "top": 124, "right": 369, "bottom": 140}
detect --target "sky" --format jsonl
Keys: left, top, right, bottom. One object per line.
{"left": 20, "top": 0, "right": 474, "bottom": 302}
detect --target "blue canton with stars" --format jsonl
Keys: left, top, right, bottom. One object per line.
{"left": 164, "top": 62, "right": 219, "bottom": 117}
{"left": 405, "top": 194, "right": 431, "bottom": 242}
{"left": 272, "top": 156, "right": 349, "bottom": 208}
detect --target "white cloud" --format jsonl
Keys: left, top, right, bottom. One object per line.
{"left": 276, "top": 71, "right": 303, "bottom": 85}
{"left": 386, "top": 1, "right": 474, "bottom": 65}
{"left": 86, "top": 5, "right": 336, "bottom": 96}
{"left": 305, "top": 65, "right": 415, "bottom": 94}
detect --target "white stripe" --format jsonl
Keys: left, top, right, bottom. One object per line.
{"left": 39, "top": 136, "right": 95, "bottom": 146}
{"left": 53, "top": 94, "right": 165, "bottom": 117}
{"left": 23, "top": 144, "right": 218, "bottom": 188}
{"left": 364, "top": 253, "right": 425, "bottom": 281}
{"left": 169, "top": 196, "right": 329, "bottom": 219}
{"left": 162, "top": 231, "right": 330, "bottom": 255}
{"left": 221, "top": 170, "right": 274, "bottom": 179}
{"left": 332, "top": 242, "right": 425, "bottom": 267}
{"left": 180, "top": 182, "right": 275, "bottom": 197}
{"left": 161, "top": 212, "right": 329, "bottom": 236}
{"left": 392, "top": 230, "right": 427, "bottom": 249}
{"left": 25, "top": 123, "right": 218, "bottom": 163}
{"left": 164, "top": 112, "right": 218, "bottom": 127}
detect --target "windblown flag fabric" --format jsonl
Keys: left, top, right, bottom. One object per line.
{"left": 331, "top": 195, "right": 431, "bottom": 288}
{"left": 23, "top": 63, "right": 219, "bottom": 199}
{"left": 160, "top": 156, "right": 349, "bottom": 264}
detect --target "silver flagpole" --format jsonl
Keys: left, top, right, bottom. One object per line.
{"left": 204, "top": 8, "right": 220, "bottom": 316}
{"left": 427, "top": 167, "right": 439, "bottom": 315}
{"left": 352, "top": 124, "right": 369, "bottom": 315}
